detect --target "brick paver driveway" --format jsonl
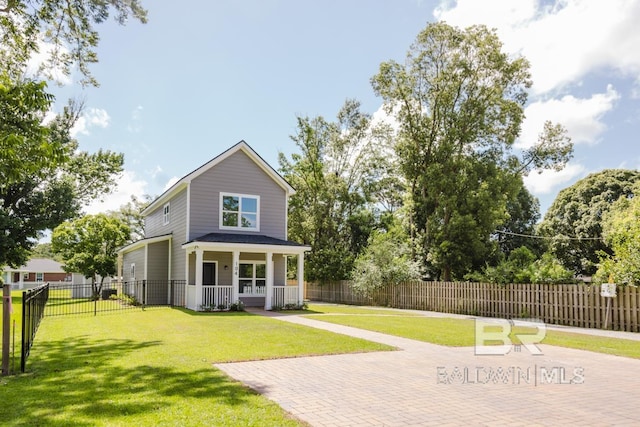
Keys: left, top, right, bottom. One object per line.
{"left": 215, "top": 313, "right": 640, "bottom": 426}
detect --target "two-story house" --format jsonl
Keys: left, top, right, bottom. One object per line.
{"left": 118, "top": 141, "right": 310, "bottom": 311}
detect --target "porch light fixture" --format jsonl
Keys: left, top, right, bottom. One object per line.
{"left": 224, "top": 265, "right": 229, "bottom": 270}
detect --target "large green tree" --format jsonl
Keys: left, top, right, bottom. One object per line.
{"left": 351, "top": 218, "right": 422, "bottom": 295}
{"left": 279, "top": 99, "right": 392, "bottom": 281}
{"left": 539, "top": 169, "right": 640, "bottom": 275}
{"left": 595, "top": 182, "right": 640, "bottom": 285}
{"left": 371, "top": 22, "right": 572, "bottom": 281}
{"left": 52, "top": 213, "right": 130, "bottom": 299}
{"left": 0, "top": 0, "right": 144, "bottom": 268}
{"left": 1, "top": 0, "right": 147, "bottom": 86}
{"left": 494, "top": 178, "right": 544, "bottom": 259}
{"left": 108, "top": 194, "right": 152, "bottom": 244}
{"left": 0, "top": 76, "right": 124, "bottom": 268}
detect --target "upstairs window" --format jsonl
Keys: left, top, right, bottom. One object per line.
{"left": 163, "top": 203, "right": 170, "bottom": 225}
{"left": 220, "top": 193, "right": 259, "bottom": 230}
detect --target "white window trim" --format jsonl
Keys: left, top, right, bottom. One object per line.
{"left": 219, "top": 192, "right": 260, "bottom": 232}
{"left": 202, "top": 261, "right": 219, "bottom": 286}
{"left": 36, "top": 272, "right": 44, "bottom": 282}
{"left": 238, "top": 261, "right": 266, "bottom": 295}
{"left": 130, "top": 263, "right": 136, "bottom": 281}
{"left": 163, "top": 202, "right": 171, "bottom": 225}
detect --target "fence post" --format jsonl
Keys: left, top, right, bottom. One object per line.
{"left": 142, "top": 280, "right": 146, "bottom": 310}
{"left": 169, "top": 280, "right": 174, "bottom": 307}
{"left": 2, "top": 284, "right": 11, "bottom": 376}
{"left": 20, "top": 290, "right": 27, "bottom": 373}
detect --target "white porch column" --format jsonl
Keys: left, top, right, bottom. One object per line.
{"left": 265, "top": 251, "right": 274, "bottom": 310}
{"left": 194, "top": 247, "right": 204, "bottom": 310}
{"left": 297, "top": 253, "right": 304, "bottom": 305}
{"left": 184, "top": 251, "right": 190, "bottom": 309}
{"left": 231, "top": 250, "right": 239, "bottom": 303}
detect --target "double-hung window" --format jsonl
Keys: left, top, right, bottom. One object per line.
{"left": 220, "top": 193, "right": 259, "bottom": 231}
{"left": 238, "top": 262, "right": 266, "bottom": 294}
{"left": 163, "top": 203, "right": 170, "bottom": 225}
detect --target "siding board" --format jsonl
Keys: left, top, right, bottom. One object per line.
{"left": 189, "top": 150, "right": 287, "bottom": 240}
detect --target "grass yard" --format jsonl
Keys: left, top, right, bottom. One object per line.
{"left": 301, "top": 304, "right": 422, "bottom": 316}
{"left": 305, "top": 303, "right": 640, "bottom": 359}
{"left": 0, "top": 307, "right": 391, "bottom": 426}
{"left": 0, "top": 291, "right": 23, "bottom": 371}
{"left": 0, "top": 290, "right": 23, "bottom": 330}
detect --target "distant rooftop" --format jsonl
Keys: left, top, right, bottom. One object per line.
{"left": 3, "top": 258, "right": 65, "bottom": 273}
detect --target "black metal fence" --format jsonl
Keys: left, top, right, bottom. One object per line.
{"left": 21, "top": 283, "right": 49, "bottom": 372}
{"left": 45, "top": 280, "right": 186, "bottom": 317}
{"left": 20, "top": 280, "right": 186, "bottom": 372}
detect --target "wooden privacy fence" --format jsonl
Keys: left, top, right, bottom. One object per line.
{"left": 305, "top": 281, "right": 640, "bottom": 332}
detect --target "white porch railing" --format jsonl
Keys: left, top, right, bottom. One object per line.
{"left": 272, "top": 286, "right": 299, "bottom": 307}
{"left": 240, "top": 284, "right": 266, "bottom": 295}
{"left": 202, "top": 285, "right": 233, "bottom": 309}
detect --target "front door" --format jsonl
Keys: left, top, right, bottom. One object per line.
{"left": 203, "top": 262, "right": 217, "bottom": 286}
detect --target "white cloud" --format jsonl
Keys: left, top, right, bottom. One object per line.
{"left": 127, "top": 105, "right": 144, "bottom": 133}
{"left": 371, "top": 104, "right": 400, "bottom": 132}
{"left": 26, "top": 40, "right": 73, "bottom": 86}
{"left": 83, "top": 170, "right": 148, "bottom": 215}
{"left": 517, "top": 85, "right": 620, "bottom": 149}
{"left": 522, "top": 162, "right": 586, "bottom": 195}
{"left": 163, "top": 176, "right": 179, "bottom": 191}
{"left": 150, "top": 165, "right": 163, "bottom": 179}
{"left": 71, "top": 108, "right": 111, "bottom": 137}
{"left": 435, "top": 0, "right": 640, "bottom": 94}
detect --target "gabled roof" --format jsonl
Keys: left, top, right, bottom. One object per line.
{"left": 3, "top": 258, "right": 65, "bottom": 273}
{"left": 143, "top": 141, "right": 294, "bottom": 215}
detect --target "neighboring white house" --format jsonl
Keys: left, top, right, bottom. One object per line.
{"left": 118, "top": 141, "right": 311, "bottom": 310}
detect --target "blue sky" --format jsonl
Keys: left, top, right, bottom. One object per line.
{"left": 45, "top": 0, "right": 640, "bottom": 219}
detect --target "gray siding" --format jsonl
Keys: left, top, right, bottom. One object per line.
{"left": 147, "top": 241, "right": 169, "bottom": 281}
{"left": 189, "top": 150, "right": 287, "bottom": 240}
{"left": 274, "top": 255, "right": 286, "bottom": 286}
{"left": 205, "top": 252, "right": 232, "bottom": 285}
{"left": 185, "top": 251, "right": 284, "bottom": 286}
{"left": 240, "top": 296, "right": 266, "bottom": 307}
{"left": 123, "top": 248, "right": 145, "bottom": 282}
{"left": 146, "top": 188, "right": 188, "bottom": 240}
{"left": 144, "top": 189, "right": 188, "bottom": 282}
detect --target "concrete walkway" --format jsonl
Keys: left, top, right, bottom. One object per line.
{"left": 216, "top": 308, "right": 640, "bottom": 426}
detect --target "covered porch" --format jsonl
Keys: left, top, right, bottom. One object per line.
{"left": 182, "top": 233, "right": 310, "bottom": 311}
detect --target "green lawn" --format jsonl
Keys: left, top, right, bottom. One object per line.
{"left": 0, "top": 291, "right": 23, "bottom": 372}
{"left": 305, "top": 304, "right": 640, "bottom": 359}
{"left": 302, "top": 303, "right": 422, "bottom": 316}
{"left": 0, "top": 307, "right": 391, "bottom": 426}
{"left": 0, "top": 290, "right": 23, "bottom": 330}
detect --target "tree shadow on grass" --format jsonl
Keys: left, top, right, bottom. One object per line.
{"left": 1, "top": 335, "right": 266, "bottom": 426}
